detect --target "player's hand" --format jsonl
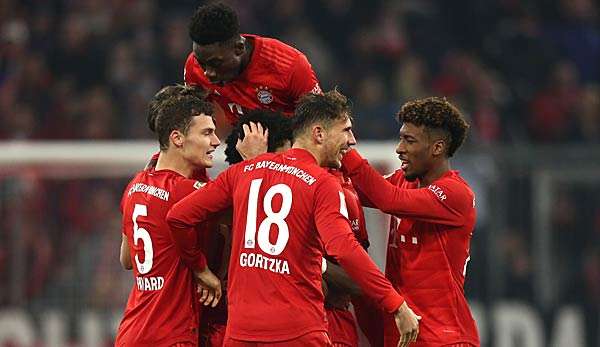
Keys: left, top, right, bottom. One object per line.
{"left": 236, "top": 121, "right": 268, "bottom": 160}
{"left": 193, "top": 267, "right": 222, "bottom": 308}
{"left": 394, "top": 301, "right": 421, "bottom": 347}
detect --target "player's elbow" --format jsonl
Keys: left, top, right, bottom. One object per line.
{"left": 119, "top": 251, "right": 132, "bottom": 270}
{"left": 120, "top": 257, "right": 133, "bottom": 270}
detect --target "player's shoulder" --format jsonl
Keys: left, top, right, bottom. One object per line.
{"left": 184, "top": 51, "right": 209, "bottom": 86}
{"left": 430, "top": 171, "right": 475, "bottom": 208}
{"left": 171, "top": 175, "right": 209, "bottom": 201}
{"left": 250, "top": 34, "right": 305, "bottom": 71}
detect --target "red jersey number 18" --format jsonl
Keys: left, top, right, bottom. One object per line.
{"left": 244, "top": 179, "right": 292, "bottom": 256}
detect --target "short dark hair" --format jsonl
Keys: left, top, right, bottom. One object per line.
{"left": 224, "top": 110, "right": 293, "bottom": 165}
{"left": 293, "top": 89, "right": 352, "bottom": 139}
{"left": 152, "top": 85, "right": 214, "bottom": 150}
{"left": 397, "top": 97, "right": 469, "bottom": 157}
{"left": 189, "top": 2, "right": 239, "bottom": 45}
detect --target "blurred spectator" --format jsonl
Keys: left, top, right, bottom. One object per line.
{"left": 528, "top": 61, "right": 581, "bottom": 142}
{"left": 499, "top": 230, "right": 533, "bottom": 301}
{"left": 0, "top": 0, "right": 597, "bottom": 144}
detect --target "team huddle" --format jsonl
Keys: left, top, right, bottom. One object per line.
{"left": 115, "top": 3, "right": 480, "bottom": 347}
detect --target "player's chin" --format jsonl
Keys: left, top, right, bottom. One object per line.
{"left": 200, "top": 157, "right": 214, "bottom": 168}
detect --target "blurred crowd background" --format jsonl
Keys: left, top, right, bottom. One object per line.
{"left": 1, "top": 0, "right": 599, "bottom": 346}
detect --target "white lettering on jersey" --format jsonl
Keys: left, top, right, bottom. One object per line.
{"left": 239, "top": 252, "right": 290, "bottom": 275}
{"left": 244, "top": 160, "right": 316, "bottom": 186}
{"left": 135, "top": 276, "right": 164, "bottom": 291}
{"left": 128, "top": 183, "right": 170, "bottom": 201}
{"left": 428, "top": 184, "right": 447, "bottom": 201}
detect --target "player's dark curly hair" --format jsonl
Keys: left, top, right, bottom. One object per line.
{"left": 293, "top": 88, "right": 352, "bottom": 139}
{"left": 225, "top": 110, "right": 293, "bottom": 165}
{"left": 151, "top": 85, "right": 213, "bottom": 150}
{"left": 189, "top": 2, "right": 240, "bottom": 45}
{"left": 397, "top": 97, "right": 469, "bottom": 157}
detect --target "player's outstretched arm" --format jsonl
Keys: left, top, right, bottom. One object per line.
{"left": 341, "top": 149, "right": 465, "bottom": 226}
{"left": 323, "top": 260, "right": 362, "bottom": 296}
{"left": 314, "top": 176, "right": 421, "bottom": 342}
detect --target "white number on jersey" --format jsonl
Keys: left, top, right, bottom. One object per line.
{"left": 244, "top": 179, "right": 292, "bottom": 255}
{"left": 339, "top": 191, "right": 349, "bottom": 218}
{"left": 132, "top": 204, "right": 153, "bottom": 274}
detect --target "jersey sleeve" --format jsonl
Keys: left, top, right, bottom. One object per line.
{"left": 184, "top": 52, "right": 202, "bottom": 86}
{"left": 314, "top": 176, "right": 404, "bottom": 313}
{"left": 288, "top": 53, "right": 321, "bottom": 102}
{"left": 341, "top": 149, "right": 471, "bottom": 227}
{"left": 166, "top": 169, "right": 235, "bottom": 272}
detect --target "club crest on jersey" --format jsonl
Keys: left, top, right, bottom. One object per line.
{"left": 256, "top": 86, "right": 273, "bottom": 104}
{"left": 193, "top": 181, "right": 206, "bottom": 189}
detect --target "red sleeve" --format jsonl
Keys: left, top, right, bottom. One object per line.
{"left": 353, "top": 170, "right": 400, "bottom": 208}
{"left": 166, "top": 169, "right": 234, "bottom": 272}
{"left": 288, "top": 53, "right": 321, "bottom": 102}
{"left": 342, "top": 149, "right": 468, "bottom": 227}
{"left": 184, "top": 52, "right": 205, "bottom": 86}
{"left": 314, "top": 176, "right": 403, "bottom": 313}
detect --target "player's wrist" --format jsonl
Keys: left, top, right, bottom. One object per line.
{"left": 382, "top": 291, "right": 404, "bottom": 313}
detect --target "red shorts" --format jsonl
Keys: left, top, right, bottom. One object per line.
{"left": 224, "top": 331, "right": 332, "bottom": 347}
{"left": 325, "top": 308, "right": 358, "bottom": 347}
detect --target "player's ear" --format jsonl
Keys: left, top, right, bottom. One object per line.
{"left": 431, "top": 138, "right": 446, "bottom": 157}
{"left": 234, "top": 37, "right": 245, "bottom": 56}
{"left": 312, "top": 124, "right": 326, "bottom": 145}
{"left": 170, "top": 130, "right": 185, "bottom": 148}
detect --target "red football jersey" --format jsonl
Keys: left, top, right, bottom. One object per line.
{"left": 184, "top": 34, "right": 321, "bottom": 125}
{"left": 325, "top": 170, "right": 367, "bottom": 347}
{"left": 116, "top": 169, "right": 208, "bottom": 347}
{"left": 341, "top": 149, "right": 480, "bottom": 347}
{"left": 167, "top": 148, "right": 403, "bottom": 342}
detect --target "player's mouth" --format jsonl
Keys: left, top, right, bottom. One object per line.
{"left": 399, "top": 157, "right": 409, "bottom": 171}
{"left": 206, "top": 149, "right": 215, "bottom": 159}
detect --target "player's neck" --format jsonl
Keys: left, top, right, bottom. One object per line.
{"left": 291, "top": 141, "right": 321, "bottom": 164}
{"left": 155, "top": 150, "right": 195, "bottom": 178}
{"left": 419, "top": 160, "right": 451, "bottom": 187}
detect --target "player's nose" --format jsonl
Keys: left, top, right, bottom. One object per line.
{"left": 211, "top": 133, "right": 221, "bottom": 146}
{"left": 348, "top": 131, "right": 357, "bottom": 146}
{"left": 396, "top": 142, "right": 406, "bottom": 154}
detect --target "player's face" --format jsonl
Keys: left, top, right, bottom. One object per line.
{"left": 395, "top": 123, "right": 434, "bottom": 181}
{"left": 323, "top": 116, "right": 356, "bottom": 168}
{"left": 193, "top": 41, "right": 244, "bottom": 85}
{"left": 182, "top": 114, "right": 220, "bottom": 168}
